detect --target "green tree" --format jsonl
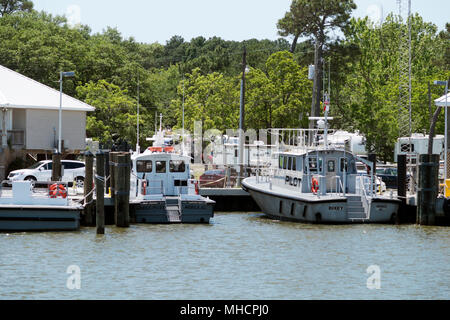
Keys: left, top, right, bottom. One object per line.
{"left": 339, "top": 14, "right": 448, "bottom": 160}
{"left": 77, "top": 80, "right": 140, "bottom": 146}
{"left": 0, "top": 0, "right": 33, "bottom": 16}
{"left": 171, "top": 68, "right": 239, "bottom": 133}
{"left": 277, "top": 0, "right": 357, "bottom": 126}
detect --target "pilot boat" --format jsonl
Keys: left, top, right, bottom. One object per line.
{"left": 242, "top": 115, "right": 400, "bottom": 224}
{"left": 129, "top": 119, "right": 215, "bottom": 224}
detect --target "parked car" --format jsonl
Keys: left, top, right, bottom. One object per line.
{"left": 7, "top": 160, "right": 85, "bottom": 187}
{"left": 199, "top": 168, "right": 237, "bottom": 188}
{"left": 376, "top": 167, "right": 399, "bottom": 189}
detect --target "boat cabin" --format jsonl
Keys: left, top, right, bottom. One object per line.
{"left": 132, "top": 151, "right": 192, "bottom": 196}
{"left": 274, "top": 148, "right": 360, "bottom": 194}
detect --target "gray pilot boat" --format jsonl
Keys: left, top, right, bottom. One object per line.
{"left": 243, "top": 147, "right": 400, "bottom": 224}
{"left": 242, "top": 117, "right": 400, "bottom": 224}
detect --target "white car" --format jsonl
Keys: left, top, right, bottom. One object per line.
{"left": 7, "top": 160, "right": 85, "bottom": 187}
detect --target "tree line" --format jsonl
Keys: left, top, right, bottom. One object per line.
{"left": 0, "top": 0, "right": 448, "bottom": 161}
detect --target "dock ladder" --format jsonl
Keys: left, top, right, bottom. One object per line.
{"left": 165, "top": 196, "right": 181, "bottom": 223}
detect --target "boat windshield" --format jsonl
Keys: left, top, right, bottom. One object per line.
{"left": 27, "top": 161, "right": 45, "bottom": 169}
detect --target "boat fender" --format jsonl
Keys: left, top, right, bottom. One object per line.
{"left": 195, "top": 181, "right": 199, "bottom": 195}
{"left": 311, "top": 178, "right": 319, "bottom": 194}
{"left": 142, "top": 180, "right": 147, "bottom": 196}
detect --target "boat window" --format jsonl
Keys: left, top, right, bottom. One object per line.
{"left": 279, "top": 156, "right": 283, "bottom": 169}
{"left": 170, "top": 160, "right": 186, "bottom": 173}
{"left": 296, "top": 157, "right": 302, "bottom": 172}
{"left": 155, "top": 161, "right": 167, "bottom": 173}
{"left": 137, "top": 160, "right": 153, "bottom": 173}
{"left": 283, "top": 156, "right": 288, "bottom": 170}
{"left": 327, "top": 160, "right": 336, "bottom": 173}
{"left": 308, "top": 157, "right": 322, "bottom": 173}
{"left": 340, "top": 158, "right": 348, "bottom": 172}
{"left": 288, "top": 157, "right": 292, "bottom": 170}
{"left": 292, "top": 157, "right": 297, "bottom": 171}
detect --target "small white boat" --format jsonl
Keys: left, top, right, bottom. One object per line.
{"left": 0, "top": 181, "right": 82, "bottom": 231}
{"left": 130, "top": 114, "right": 215, "bottom": 224}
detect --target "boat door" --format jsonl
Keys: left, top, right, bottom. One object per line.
{"left": 155, "top": 158, "right": 169, "bottom": 195}
{"left": 326, "top": 158, "right": 337, "bottom": 192}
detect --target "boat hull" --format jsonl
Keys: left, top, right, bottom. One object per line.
{"left": 243, "top": 180, "right": 399, "bottom": 224}
{"left": 133, "top": 200, "right": 215, "bottom": 224}
{"left": 0, "top": 207, "right": 81, "bottom": 231}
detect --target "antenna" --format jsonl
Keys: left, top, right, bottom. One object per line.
{"left": 136, "top": 72, "right": 140, "bottom": 154}
{"left": 397, "top": 0, "right": 412, "bottom": 148}
{"left": 182, "top": 75, "right": 185, "bottom": 155}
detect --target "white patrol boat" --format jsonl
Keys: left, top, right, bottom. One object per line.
{"left": 242, "top": 114, "right": 400, "bottom": 224}
{"left": 129, "top": 125, "right": 215, "bottom": 224}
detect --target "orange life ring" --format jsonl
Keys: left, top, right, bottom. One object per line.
{"left": 142, "top": 180, "right": 147, "bottom": 195}
{"left": 311, "top": 178, "right": 319, "bottom": 194}
{"left": 49, "top": 183, "right": 67, "bottom": 199}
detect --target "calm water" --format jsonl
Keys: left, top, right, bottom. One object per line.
{"left": 0, "top": 212, "right": 449, "bottom": 300}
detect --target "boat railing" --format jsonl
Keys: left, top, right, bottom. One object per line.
{"left": 356, "top": 175, "right": 371, "bottom": 219}
{"left": 332, "top": 176, "right": 345, "bottom": 197}
{"left": 256, "top": 167, "right": 274, "bottom": 184}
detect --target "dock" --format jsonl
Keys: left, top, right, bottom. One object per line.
{"left": 70, "top": 187, "right": 260, "bottom": 226}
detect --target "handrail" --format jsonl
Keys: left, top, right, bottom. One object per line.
{"left": 332, "top": 176, "right": 345, "bottom": 197}
{"left": 357, "top": 175, "right": 371, "bottom": 219}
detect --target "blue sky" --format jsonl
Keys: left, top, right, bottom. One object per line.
{"left": 32, "top": 0, "right": 449, "bottom": 44}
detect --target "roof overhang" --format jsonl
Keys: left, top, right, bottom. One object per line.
{"left": 0, "top": 103, "right": 95, "bottom": 112}
{"left": 435, "top": 93, "right": 450, "bottom": 107}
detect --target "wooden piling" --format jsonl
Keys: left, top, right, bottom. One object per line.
{"left": 417, "top": 154, "right": 439, "bottom": 225}
{"left": 397, "top": 154, "right": 407, "bottom": 224}
{"left": 104, "top": 151, "right": 110, "bottom": 195}
{"left": 84, "top": 151, "right": 94, "bottom": 226}
{"left": 96, "top": 150, "right": 105, "bottom": 234}
{"left": 114, "top": 153, "right": 130, "bottom": 228}
{"left": 51, "top": 152, "right": 62, "bottom": 182}
{"left": 109, "top": 152, "right": 117, "bottom": 200}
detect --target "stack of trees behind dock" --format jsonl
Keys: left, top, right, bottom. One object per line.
{"left": 0, "top": 0, "right": 449, "bottom": 162}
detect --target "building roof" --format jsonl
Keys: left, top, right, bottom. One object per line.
{"left": 0, "top": 64, "right": 95, "bottom": 112}
{"left": 435, "top": 92, "right": 450, "bottom": 107}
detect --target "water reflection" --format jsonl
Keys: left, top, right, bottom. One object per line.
{"left": 0, "top": 212, "right": 449, "bottom": 300}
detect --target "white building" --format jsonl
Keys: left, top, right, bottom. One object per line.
{"left": 0, "top": 64, "right": 95, "bottom": 180}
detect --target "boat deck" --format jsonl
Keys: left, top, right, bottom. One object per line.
{"left": 243, "top": 176, "right": 399, "bottom": 203}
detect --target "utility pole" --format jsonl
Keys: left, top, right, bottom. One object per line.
{"left": 136, "top": 71, "right": 140, "bottom": 154}
{"left": 238, "top": 46, "right": 247, "bottom": 186}
{"left": 397, "top": 0, "right": 414, "bottom": 192}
